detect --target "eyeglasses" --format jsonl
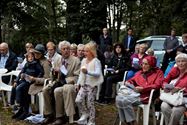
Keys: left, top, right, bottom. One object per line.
{"left": 26, "top": 46, "right": 33, "bottom": 48}
{"left": 141, "top": 62, "right": 149, "bottom": 65}
{"left": 61, "top": 47, "right": 70, "bottom": 50}
{"left": 47, "top": 49, "right": 54, "bottom": 51}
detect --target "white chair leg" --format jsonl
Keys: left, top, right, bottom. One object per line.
{"left": 31, "top": 95, "right": 35, "bottom": 104}
{"left": 136, "top": 107, "right": 141, "bottom": 122}
{"left": 160, "top": 113, "right": 164, "bottom": 125}
{"left": 119, "top": 121, "right": 122, "bottom": 125}
{"left": 2, "top": 91, "right": 7, "bottom": 107}
{"left": 179, "top": 115, "right": 184, "bottom": 125}
{"left": 143, "top": 107, "right": 149, "bottom": 125}
{"left": 96, "top": 84, "right": 101, "bottom": 100}
{"left": 159, "top": 112, "right": 184, "bottom": 125}
{"left": 7, "top": 91, "right": 11, "bottom": 105}
{"left": 152, "top": 106, "right": 156, "bottom": 125}
{"left": 38, "top": 92, "right": 44, "bottom": 114}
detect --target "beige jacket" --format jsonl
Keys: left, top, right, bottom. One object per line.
{"left": 63, "top": 55, "right": 80, "bottom": 84}
{"left": 28, "top": 57, "right": 51, "bottom": 95}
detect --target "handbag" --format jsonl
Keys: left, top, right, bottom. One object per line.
{"left": 160, "top": 88, "right": 185, "bottom": 106}
{"left": 118, "top": 85, "right": 140, "bottom": 97}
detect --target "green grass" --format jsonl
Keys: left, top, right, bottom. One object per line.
{"left": 0, "top": 101, "right": 118, "bottom": 125}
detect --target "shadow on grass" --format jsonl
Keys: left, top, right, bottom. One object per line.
{"left": 0, "top": 101, "right": 118, "bottom": 125}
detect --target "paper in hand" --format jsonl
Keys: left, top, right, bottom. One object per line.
{"left": 24, "top": 74, "right": 31, "bottom": 83}
{"left": 60, "top": 65, "right": 68, "bottom": 75}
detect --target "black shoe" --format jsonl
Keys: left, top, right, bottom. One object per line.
{"left": 12, "top": 108, "right": 23, "bottom": 119}
{"left": 52, "top": 118, "right": 64, "bottom": 125}
{"left": 95, "top": 100, "right": 107, "bottom": 106}
{"left": 17, "top": 112, "right": 30, "bottom": 120}
{"left": 104, "top": 98, "right": 112, "bottom": 104}
{"left": 41, "top": 114, "right": 54, "bottom": 125}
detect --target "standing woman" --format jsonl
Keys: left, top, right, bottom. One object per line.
{"left": 161, "top": 53, "right": 187, "bottom": 125}
{"left": 75, "top": 42, "right": 104, "bottom": 125}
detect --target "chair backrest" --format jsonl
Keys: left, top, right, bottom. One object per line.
{"left": 0, "top": 69, "right": 8, "bottom": 74}
{"left": 116, "top": 71, "right": 128, "bottom": 93}
{"left": 1, "top": 70, "right": 21, "bottom": 85}
{"left": 147, "top": 89, "right": 155, "bottom": 106}
{"left": 0, "top": 72, "right": 13, "bottom": 91}
{"left": 10, "top": 70, "right": 21, "bottom": 77}
{"left": 122, "top": 71, "right": 128, "bottom": 82}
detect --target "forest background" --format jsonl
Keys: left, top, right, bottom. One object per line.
{"left": 1, "top": 0, "right": 187, "bottom": 54}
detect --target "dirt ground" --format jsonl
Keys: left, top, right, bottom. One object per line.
{"left": 0, "top": 102, "right": 119, "bottom": 125}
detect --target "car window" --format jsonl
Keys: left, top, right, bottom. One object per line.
{"left": 138, "top": 40, "right": 152, "bottom": 48}
{"left": 150, "top": 40, "right": 165, "bottom": 51}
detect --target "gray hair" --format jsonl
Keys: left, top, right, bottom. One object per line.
{"left": 77, "top": 44, "right": 85, "bottom": 49}
{"left": 58, "top": 40, "right": 71, "bottom": 50}
{"left": 175, "top": 53, "right": 187, "bottom": 61}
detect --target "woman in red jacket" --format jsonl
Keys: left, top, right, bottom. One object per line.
{"left": 116, "top": 56, "right": 164, "bottom": 125}
{"left": 161, "top": 53, "right": 187, "bottom": 125}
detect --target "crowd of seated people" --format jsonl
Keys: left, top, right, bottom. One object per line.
{"left": 0, "top": 30, "right": 187, "bottom": 125}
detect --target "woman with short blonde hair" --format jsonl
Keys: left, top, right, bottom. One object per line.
{"left": 75, "top": 41, "right": 103, "bottom": 125}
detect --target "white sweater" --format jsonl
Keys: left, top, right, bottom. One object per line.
{"left": 77, "top": 58, "right": 104, "bottom": 87}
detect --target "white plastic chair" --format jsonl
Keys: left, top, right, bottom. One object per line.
{"left": 113, "top": 71, "right": 128, "bottom": 125}
{"left": 136, "top": 89, "right": 156, "bottom": 125}
{"left": 116, "top": 71, "right": 128, "bottom": 93}
{"left": 96, "top": 65, "right": 108, "bottom": 101}
{"left": 0, "top": 69, "right": 21, "bottom": 106}
{"left": 116, "top": 70, "right": 156, "bottom": 125}
{"left": 118, "top": 89, "right": 156, "bottom": 125}
{"left": 160, "top": 112, "right": 184, "bottom": 125}
{"left": 31, "top": 79, "right": 50, "bottom": 114}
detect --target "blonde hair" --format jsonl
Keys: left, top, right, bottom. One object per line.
{"left": 46, "top": 41, "right": 56, "bottom": 49}
{"left": 70, "top": 43, "right": 77, "bottom": 50}
{"left": 140, "top": 43, "right": 148, "bottom": 49}
{"left": 85, "top": 41, "right": 97, "bottom": 57}
{"left": 147, "top": 48, "right": 154, "bottom": 56}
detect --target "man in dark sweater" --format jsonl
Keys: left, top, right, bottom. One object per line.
{"left": 161, "top": 29, "right": 179, "bottom": 72}
{"left": 99, "top": 28, "right": 113, "bottom": 53}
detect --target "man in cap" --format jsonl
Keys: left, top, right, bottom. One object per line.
{"left": 27, "top": 44, "right": 51, "bottom": 95}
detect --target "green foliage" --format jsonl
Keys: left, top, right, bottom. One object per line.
{"left": 1, "top": 0, "right": 187, "bottom": 55}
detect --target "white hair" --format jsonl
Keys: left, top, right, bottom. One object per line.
{"left": 77, "top": 44, "right": 85, "bottom": 49}
{"left": 58, "top": 40, "right": 71, "bottom": 50}
{"left": 175, "top": 53, "right": 187, "bottom": 61}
